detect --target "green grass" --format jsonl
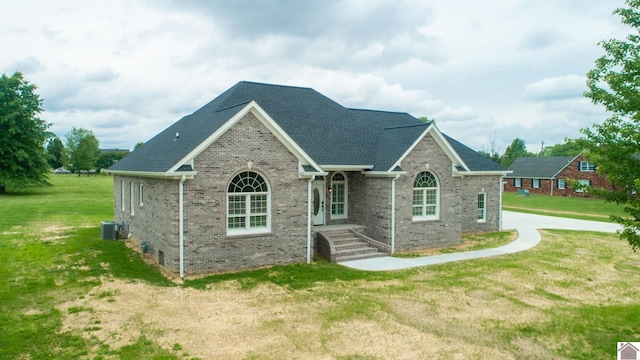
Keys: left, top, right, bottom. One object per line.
{"left": 1, "top": 175, "right": 638, "bottom": 359}
{"left": 502, "top": 191, "right": 627, "bottom": 222}
{"left": 0, "top": 175, "right": 175, "bottom": 359}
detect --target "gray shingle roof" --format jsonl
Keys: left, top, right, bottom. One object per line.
{"left": 442, "top": 134, "right": 505, "bottom": 172}
{"left": 507, "top": 156, "right": 577, "bottom": 178}
{"left": 110, "top": 81, "right": 504, "bottom": 174}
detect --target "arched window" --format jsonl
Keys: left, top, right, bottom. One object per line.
{"left": 331, "top": 172, "right": 348, "bottom": 219}
{"left": 412, "top": 171, "right": 439, "bottom": 220}
{"left": 227, "top": 171, "right": 270, "bottom": 234}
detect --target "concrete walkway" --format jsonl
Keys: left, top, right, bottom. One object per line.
{"left": 339, "top": 211, "right": 621, "bottom": 271}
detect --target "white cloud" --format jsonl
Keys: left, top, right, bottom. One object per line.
{"left": 523, "top": 74, "right": 586, "bottom": 101}
{"left": 0, "top": 0, "right": 630, "bottom": 152}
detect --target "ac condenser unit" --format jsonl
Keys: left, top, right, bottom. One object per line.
{"left": 101, "top": 221, "right": 119, "bottom": 240}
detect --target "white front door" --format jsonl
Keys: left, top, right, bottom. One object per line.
{"left": 313, "top": 182, "right": 325, "bottom": 225}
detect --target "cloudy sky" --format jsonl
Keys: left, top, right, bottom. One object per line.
{"left": 0, "top": 0, "right": 630, "bottom": 154}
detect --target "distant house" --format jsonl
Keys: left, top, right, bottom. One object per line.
{"left": 108, "top": 81, "right": 507, "bottom": 276}
{"left": 503, "top": 154, "right": 612, "bottom": 196}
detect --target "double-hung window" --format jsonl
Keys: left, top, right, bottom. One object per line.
{"left": 579, "top": 161, "right": 595, "bottom": 172}
{"left": 227, "top": 171, "right": 270, "bottom": 235}
{"left": 514, "top": 178, "right": 522, "bottom": 188}
{"left": 130, "top": 182, "right": 135, "bottom": 215}
{"left": 532, "top": 178, "right": 540, "bottom": 188}
{"left": 575, "top": 179, "right": 591, "bottom": 193}
{"left": 557, "top": 179, "right": 566, "bottom": 190}
{"left": 413, "top": 171, "right": 439, "bottom": 220}
{"left": 477, "top": 193, "right": 486, "bottom": 223}
{"left": 121, "top": 180, "right": 125, "bottom": 212}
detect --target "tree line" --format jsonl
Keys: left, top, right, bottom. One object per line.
{"left": 45, "top": 130, "right": 131, "bottom": 175}
{"left": 478, "top": 137, "right": 583, "bottom": 168}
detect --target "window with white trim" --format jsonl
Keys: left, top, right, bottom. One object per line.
{"left": 477, "top": 193, "right": 486, "bottom": 223}
{"left": 413, "top": 171, "right": 439, "bottom": 220}
{"left": 557, "top": 179, "right": 566, "bottom": 190}
{"left": 532, "top": 178, "right": 540, "bottom": 188}
{"left": 139, "top": 183, "right": 144, "bottom": 206}
{"left": 331, "top": 172, "right": 347, "bottom": 219}
{"left": 514, "top": 178, "right": 522, "bottom": 188}
{"left": 579, "top": 161, "right": 595, "bottom": 172}
{"left": 575, "top": 179, "right": 591, "bottom": 193}
{"left": 130, "top": 182, "right": 135, "bottom": 215}
{"left": 227, "top": 171, "right": 270, "bottom": 234}
{"left": 121, "top": 180, "right": 125, "bottom": 212}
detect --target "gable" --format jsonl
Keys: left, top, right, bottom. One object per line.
{"left": 389, "top": 124, "right": 467, "bottom": 174}
{"left": 171, "top": 101, "right": 321, "bottom": 174}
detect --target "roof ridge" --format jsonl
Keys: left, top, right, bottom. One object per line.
{"left": 239, "top": 80, "right": 313, "bottom": 91}
{"left": 349, "top": 107, "right": 411, "bottom": 115}
{"left": 383, "top": 123, "right": 429, "bottom": 130}
{"left": 214, "top": 100, "right": 251, "bottom": 113}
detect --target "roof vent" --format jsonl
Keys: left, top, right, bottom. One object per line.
{"left": 174, "top": 132, "right": 179, "bottom": 141}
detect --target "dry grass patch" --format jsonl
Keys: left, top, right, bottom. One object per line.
{"left": 47, "top": 229, "right": 640, "bottom": 359}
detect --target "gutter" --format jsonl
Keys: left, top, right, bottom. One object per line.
{"left": 390, "top": 173, "right": 400, "bottom": 254}
{"left": 306, "top": 176, "right": 315, "bottom": 263}
{"left": 179, "top": 175, "right": 186, "bottom": 279}
{"left": 499, "top": 173, "right": 506, "bottom": 231}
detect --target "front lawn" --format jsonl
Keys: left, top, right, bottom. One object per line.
{"left": 0, "top": 175, "right": 637, "bottom": 359}
{"left": 502, "top": 191, "right": 627, "bottom": 222}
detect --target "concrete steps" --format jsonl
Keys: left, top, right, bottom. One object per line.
{"left": 320, "top": 230, "right": 388, "bottom": 263}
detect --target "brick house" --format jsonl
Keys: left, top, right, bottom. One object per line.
{"left": 108, "top": 81, "right": 507, "bottom": 277}
{"left": 503, "top": 155, "right": 612, "bottom": 196}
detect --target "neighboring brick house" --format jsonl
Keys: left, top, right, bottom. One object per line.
{"left": 108, "top": 81, "right": 507, "bottom": 277}
{"left": 503, "top": 155, "right": 612, "bottom": 196}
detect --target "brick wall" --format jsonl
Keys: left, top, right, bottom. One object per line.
{"left": 114, "top": 176, "right": 180, "bottom": 272}
{"left": 459, "top": 175, "right": 502, "bottom": 233}
{"left": 363, "top": 176, "right": 393, "bottom": 244}
{"left": 183, "top": 112, "right": 309, "bottom": 274}
{"left": 114, "top": 112, "right": 309, "bottom": 275}
{"left": 393, "top": 133, "right": 462, "bottom": 251}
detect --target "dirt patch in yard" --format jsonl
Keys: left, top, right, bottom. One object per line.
{"left": 54, "top": 230, "right": 639, "bottom": 359}
{"left": 57, "top": 277, "right": 554, "bottom": 359}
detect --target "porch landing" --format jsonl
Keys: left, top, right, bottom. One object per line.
{"left": 313, "top": 224, "right": 366, "bottom": 232}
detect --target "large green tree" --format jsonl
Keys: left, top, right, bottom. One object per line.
{"left": 0, "top": 72, "right": 51, "bottom": 193}
{"left": 541, "top": 138, "right": 582, "bottom": 157}
{"left": 501, "top": 138, "right": 532, "bottom": 167}
{"left": 96, "top": 150, "right": 129, "bottom": 172}
{"left": 580, "top": 0, "right": 640, "bottom": 250}
{"left": 46, "top": 135, "right": 66, "bottom": 169}
{"left": 65, "top": 127, "right": 100, "bottom": 175}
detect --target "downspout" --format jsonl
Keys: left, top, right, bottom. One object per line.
{"left": 179, "top": 175, "right": 186, "bottom": 279}
{"left": 499, "top": 173, "right": 505, "bottom": 231}
{"left": 307, "top": 176, "right": 315, "bottom": 263}
{"left": 390, "top": 174, "right": 400, "bottom": 254}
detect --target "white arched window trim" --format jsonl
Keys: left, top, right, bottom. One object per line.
{"left": 330, "top": 172, "right": 348, "bottom": 219}
{"left": 412, "top": 171, "right": 440, "bottom": 221}
{"left": 227, "top": 170, "right": 271, "bottom": 235}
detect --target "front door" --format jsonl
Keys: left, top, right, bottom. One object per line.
{"left": 313, "top": 182, "right": 325, "bottom": 225}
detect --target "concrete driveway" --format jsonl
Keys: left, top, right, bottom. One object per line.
{"left": 340, "top": 211, "right": 621, "bottom": 271}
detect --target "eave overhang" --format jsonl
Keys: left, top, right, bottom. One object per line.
{"left": 453, "top": 170, "right": 513, "bottom": 177}
{"left": 108, "top": 169, "right": 197, "bottom": 179}
{"left": 363, "top": 171, "right": 407, "bottom": 177}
